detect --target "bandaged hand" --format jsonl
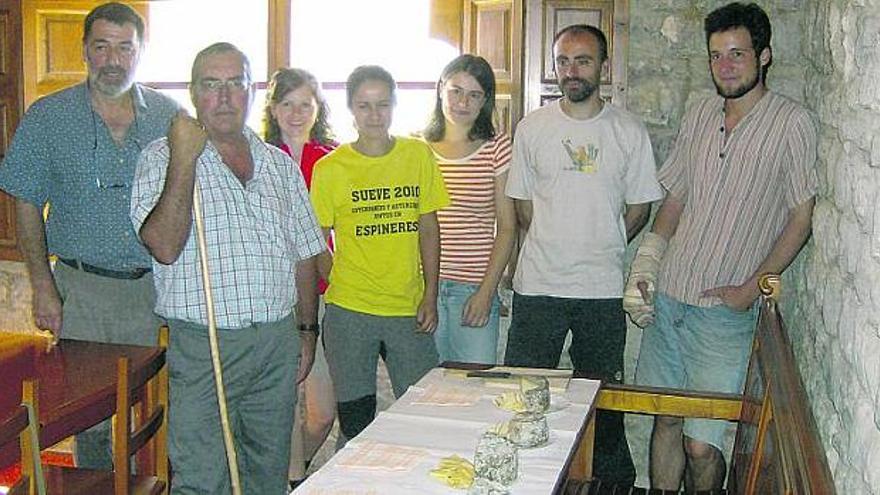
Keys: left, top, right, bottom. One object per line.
{"left": 624, "top": 232, "right": 668, "bottom": 328}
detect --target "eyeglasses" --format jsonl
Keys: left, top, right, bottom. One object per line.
{"left": 445, "top": 86, "right": 486, "bottom": 105}
{"left": 90, "top": 103, "right": 141, "bottom": 190}
{"left": 197, "top": 76, "right": 250, "bottom": 94}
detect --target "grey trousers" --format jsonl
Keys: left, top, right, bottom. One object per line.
{"left": 322, "top": 304, "right": 438, "bottom": 440}
{"left": 54, "top": 262, "right": 162, "bottom": 470}
{"left": 166, "top": 315, "right": 299, "bottom": 495}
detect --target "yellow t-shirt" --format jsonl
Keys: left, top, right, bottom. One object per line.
{"left": 310, "top": 137, "right": 450, "bottom": 316}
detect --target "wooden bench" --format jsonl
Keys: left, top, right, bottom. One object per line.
{"left": 565, "top": 275, "right": 836, "bottom": 494}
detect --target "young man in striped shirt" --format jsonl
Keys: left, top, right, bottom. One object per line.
{"left": 505, "top": 24, "right": 662, "bottom": 484}
{"left": 625, "top": 3, "right": 818, "bottom": 491}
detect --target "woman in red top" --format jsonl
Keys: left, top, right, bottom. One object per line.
{"left": 263, "top": 67, "right": 336, "bottom": 487}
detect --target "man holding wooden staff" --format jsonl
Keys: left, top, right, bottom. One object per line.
{"left": 131, "top": 42, "right": 325, "bottom": 494}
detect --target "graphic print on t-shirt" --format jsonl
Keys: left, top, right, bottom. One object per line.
{"left": 561, "top": 138, "right": 599, "bottom": 173}
{"left": 351, "top": 184, "right": 421, "bottom": 237}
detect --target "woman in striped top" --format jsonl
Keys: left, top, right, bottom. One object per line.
{"left": 424, "top": 55, "right": 516, "bottom": 364}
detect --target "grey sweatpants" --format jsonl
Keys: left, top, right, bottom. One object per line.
{"left": 322, "top": 304, "right": 438, "bottom": 440}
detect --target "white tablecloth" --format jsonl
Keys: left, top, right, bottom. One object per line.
{"left": 293, "top": 368, "right": 600, "bottom": 495}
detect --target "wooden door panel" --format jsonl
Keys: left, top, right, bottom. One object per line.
{"left": 524, "top": 0, "right": 628, "bottom": 113}
{"left": 472, "top": 4, "right": 512, "bottom": 82}
{"left": 463, "top": 0, "right": 523, "bottom": 135}
{"left": 0, "top": 0, "right": 21, "bottom": 260}
{"left": 23, "top": 1, "right": 100, "bottom": 106}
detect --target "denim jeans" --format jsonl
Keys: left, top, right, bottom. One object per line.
{"left": 635, "top": 292, "right": 758, "bottom": 449}
{"left": 434, "top": 279, "right": 500, "bottom": 364}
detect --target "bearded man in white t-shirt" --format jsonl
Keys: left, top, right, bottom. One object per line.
{"left": 504, "top": 24, "right": 662, "bottom": 484}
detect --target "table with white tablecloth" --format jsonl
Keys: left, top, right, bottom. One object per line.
{"left": 293, "top": 367, "right": 601, "bottom": 495}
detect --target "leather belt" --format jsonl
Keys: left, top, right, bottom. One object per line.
{"left": 57, "top": 257, "right": 151, "bottom": 280}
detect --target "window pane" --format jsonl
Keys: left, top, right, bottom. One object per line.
{"left": 321, "top": 88, "right": 436, "bottom": 143}
{"left": 139, "top": 0, "right": 268, "bottom": 83}
{"left": 291, "top": 0, "right": 456, "bottom": 81}
{"left": 290, "top": 0, "right": 457, "bottom": 140}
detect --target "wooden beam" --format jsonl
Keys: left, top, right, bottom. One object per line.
{"left": 267, "top": 0, "right": 291, "bottom": 75}
{"left": 596, "top": 385, "right": 742, "bottom": 420}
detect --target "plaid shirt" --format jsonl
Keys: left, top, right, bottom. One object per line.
{"left": 131, "top": 128, "right": 326, "bottom": 328}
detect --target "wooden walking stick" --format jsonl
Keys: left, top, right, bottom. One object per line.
{"left": 192, "top": 182, "right": 242, "bottom": 495}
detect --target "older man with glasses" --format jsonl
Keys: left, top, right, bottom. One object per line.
{"left": 0, "top": 2, "right": 178, "bottom": 470}
{"left": 131, "top": 42, "right": 325, "bottom": 494}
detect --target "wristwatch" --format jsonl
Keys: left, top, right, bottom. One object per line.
{"left": 298, "top": 323, "right": 320, "bottom": 337}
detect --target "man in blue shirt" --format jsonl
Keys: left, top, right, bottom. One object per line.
{"left": 0, "top": 3, "right": 178, "bottom": 469}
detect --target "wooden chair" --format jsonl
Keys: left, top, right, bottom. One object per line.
{"left": 43, "top": 326, "right": 169, "bottom": 495}
{"left": 564, "top": 275, "right": 835, "bottom": 494}
{"left": 0, "top": 380, "right": 45, "bottom": 495}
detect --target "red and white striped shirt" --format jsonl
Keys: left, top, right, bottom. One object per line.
{"left": 435, "top": 134, "right": 512, "bottom": 284}
{"left": 658, "top": 92, "right": 818, "bottom": 306}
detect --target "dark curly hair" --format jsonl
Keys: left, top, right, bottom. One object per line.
{"left": 262, "top": 68, "right": 334, "bottom": 147}
{"left": 83, "top": 2, "right": 144, "bottom": 44}
{"left": 424, "top": 54, "right": 496, "bottom": 143}
{"left": 705, "top": 2, "right": 772, "bottom": 81}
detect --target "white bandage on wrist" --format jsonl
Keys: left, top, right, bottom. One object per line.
{"left": 623, "top": 232, "right": 668, "bottom": 328}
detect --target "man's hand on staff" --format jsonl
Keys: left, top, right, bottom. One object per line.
{"left": 168, "top": 111, "right": 208, "bottom": 168}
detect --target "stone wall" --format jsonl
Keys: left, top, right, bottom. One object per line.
{"left": 0, "top": 260, "right": 37, "bottom": 333}
{"left": 783, "top": 1, "right": 880, "bottom": 493}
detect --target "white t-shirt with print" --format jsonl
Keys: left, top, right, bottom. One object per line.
{"left": 506, "top": 100, "right": 662, "bottom": 299}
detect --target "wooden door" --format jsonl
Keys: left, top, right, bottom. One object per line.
{"left": 22, "top": 1, "right": 128, "bottom": 107}
{"left": 523, "top": 0, "right": 629, "bottom": 113}
{"left": 462, "top": 0, "right": 523, "bottom": 136}
{"left": 0, "top": 0, "right": 22, "bottom": 260}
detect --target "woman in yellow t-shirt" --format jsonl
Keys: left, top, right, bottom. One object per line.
{"left": 309, "top": 65, "right": 450, "bottom": 443}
